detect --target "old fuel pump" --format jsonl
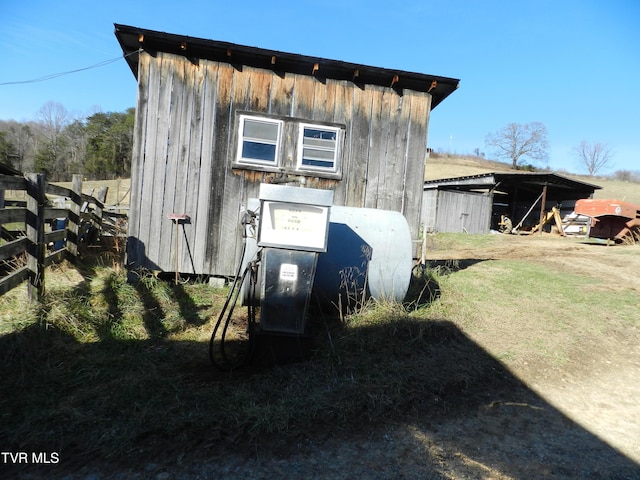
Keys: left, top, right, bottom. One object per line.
{"left": 209, "top": 183, "right": 333, "bottom": 370}
{"left": 255, "top": 184, "right": 333, "bottom": 334}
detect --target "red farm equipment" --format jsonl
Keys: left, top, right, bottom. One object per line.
{"left": 574, "top": 199, "right": 640, "bottom": 244}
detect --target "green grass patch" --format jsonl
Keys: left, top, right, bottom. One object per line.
{"left": 425, "top": 231, "right": 498, "bottom": 251}
{"left": 420, "top": 250, "right": 638, "bottom": 368}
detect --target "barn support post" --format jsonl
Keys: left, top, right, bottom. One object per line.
{"left": 538, "top": 184, "right": 548, "bottom": 236}
{"left": 26, "top": 173, "right": 46, "bottom": 302}
{"left": 67, "top": 174, "right": 83, "bottom": 260}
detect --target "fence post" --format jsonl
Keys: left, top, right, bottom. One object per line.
{"left": 0, "top": 190, "right": 4, "bottom": 240}
{"left": 67, "top": 175, "right": 82, "bottom": 259}
{"left": 26, "top": 173, "right": 46, "bottom": 302}
{"left": 94, "top": 185, "right": 108, "bottom": 235}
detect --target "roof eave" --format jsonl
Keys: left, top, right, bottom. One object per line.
{"left": 114, "top": 23, "right": 459, "bottom": 110}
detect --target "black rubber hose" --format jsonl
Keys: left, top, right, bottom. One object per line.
{"left": 209, "top": 264, "right": 253, "bottom": 370}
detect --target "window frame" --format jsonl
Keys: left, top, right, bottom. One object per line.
{"left": 235, "top": 114, "right": 284, "bottom": 169}
{"left": 295, "top": 123, "right": 342, "bottom": 175}
{"left": 231, "top": 112, "right": 344, "bottom": 180}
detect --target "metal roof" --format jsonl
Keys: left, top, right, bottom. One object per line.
{"left": 424, "top": 172, "right": 601, "bottom": 202}
{"left": 424, "top": 172, "right": 601, "bottom": 191}
{"left": 114, "top": 24, "right": 460, "bottom": 109}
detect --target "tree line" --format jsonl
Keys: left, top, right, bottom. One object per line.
{"left": 0, "top": 101, "right": 134, "bottom": 181}
{"left": 1, "top": 105, "right": 634, "bottom": 182}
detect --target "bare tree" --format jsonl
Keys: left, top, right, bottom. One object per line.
{"left": 34, "top": 101, "right": 71, "bottom": 179}
{"left": 573, "top": 140, "right": 614, "bottom": 176}
{"left": 485, "top": 122, "right": 549, "bottom": 169}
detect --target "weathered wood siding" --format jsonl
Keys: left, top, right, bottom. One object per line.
{"left": 429, "top": 190, "right": 493, "bottom": 234}
{"left": 421, "top": 189, "right": 439, "bottom": 233}
{"left": 127, "top": 51, "right": 432, "bottom": 276}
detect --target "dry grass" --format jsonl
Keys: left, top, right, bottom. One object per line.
{"left": 1, "top": 234, "right": 638, "bottom": 466}
{"left": 425, "top": 154, "right": 514, "bottom": 180}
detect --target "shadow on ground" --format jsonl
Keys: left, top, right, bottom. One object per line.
{"left": 1, "top": 311, "right": 638, "bottom": 479}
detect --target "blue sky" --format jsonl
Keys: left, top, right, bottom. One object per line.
{"left": 1, "top": 0, "right": 638, "bottom": 174}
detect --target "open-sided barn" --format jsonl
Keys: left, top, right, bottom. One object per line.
{"left": 114, "top": 24, "right": 459, "bottom": 277}
{"left": 422, "top": 172, "right": 601, "bottom": 234}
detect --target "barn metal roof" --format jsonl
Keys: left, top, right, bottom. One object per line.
{"left": 114, "top": 24, "right": 460, "bottom": 109}
{"left": 424, "top": 172, "right": 601, "bottom": 201}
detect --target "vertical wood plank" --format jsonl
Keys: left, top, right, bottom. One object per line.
{"left": 249, "top": 67, "right": 272, "bottom": 112}
{"left": 345, "top": 85, "right": 371, "bottom": 208}
{"left": 0, "top": 189, "right": 4, "bottom": 244}
{"left": 311, "top": 78, "right": 333, "bottom": 122}
{"left": 364, "top": 87, "right": 389, "bottom": 209}
{"left": 172, "top": 59, "right": 193, "bottom": 273}
{"left": 135, "top": 52, "right": 163, "bottom": 270}
{"left": 67, "top": 174, "right": 82, "bottom": 260}
{"left": 330, "top": 80, "right": 353, "bottom": 206}
{"left": 147, "top": 53, "right": 175, "bottom": 269}
{"left": 202, "top": 62, "right": 231, "bottom": 275}
{"left": 26, "top": 173, "right": 45, "bottom": 301}
{"left": 177, "top": 59, "right": 202, "bottom": 274}
{"left": 94, "top": 186, "right": 108, "bottom": 225}
{"left": 192, "top": 60, "right": 217, "bottom": 274}
{"left": 269, "top": 73, "right": 295, "bottom": 117}
{"left": 180, "top": 60, "right": 206, "bottom": 273}
{"left": 213, "top": 64, "right": 251, "bottom": 275}
{"left": 158, "top": 55, "right": 188, "bottom": 272}
{"left": 403, "top": 91, "right": 431, "bottom": 240}
{"left": 378, "top": 93, "right": 410, "bottom": 212}
{"left": 127, "top": 51, "right": 151, "bottom": 272}
{"left": 291, "top": 74, "right": 315, "bottom": 120}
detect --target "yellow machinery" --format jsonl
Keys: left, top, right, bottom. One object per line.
{"left": 529, "top": 207, "right": 565, "bottom": 236}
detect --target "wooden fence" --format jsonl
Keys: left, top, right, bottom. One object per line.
{"left": 0, "top": 173, "right": 120, "bottom": 302}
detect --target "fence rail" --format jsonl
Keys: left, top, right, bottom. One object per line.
{"left": 0, "top": 173, "right": 117, "bottom": 301}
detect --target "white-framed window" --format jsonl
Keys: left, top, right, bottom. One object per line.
{"left": 236, "top": 115, "right": 283, "bottom": 166}
{"left": 296, "top": 124, "right": 341, "bottom": 173}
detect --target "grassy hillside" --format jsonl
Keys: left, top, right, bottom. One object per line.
{"left": 425, "top": 155, "right": 640, "bottom": 204}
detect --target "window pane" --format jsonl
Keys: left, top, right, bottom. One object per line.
{"left": 244, "top": 119, "right": 279, "bottom": 142}
{"left": 304, "top": 137, "right": 336, "bottom": 149}
{"left": 237, "top": 116, "right": 282, "bottom": 165}
{"left": 302, "top": 148, "right": 335, "bottom": 161}
{"left": 304, "top": 128, "right": 336, "bottom": 141}
{"left": 301, "top": 158, "right": 335, "bottom": 169}
{"left": 242, "top": 141, "right": 277, "bottom": 162}
{"left": 301, "top": 148, "right": 335, "bottom": 169}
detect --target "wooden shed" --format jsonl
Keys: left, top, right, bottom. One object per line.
{"left": 114, "top": 24, "right": 459, "bottom": 277}
{"left": 422, "top": 172, "right": 601, "bottom": 234}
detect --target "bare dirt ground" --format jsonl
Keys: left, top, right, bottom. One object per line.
{"left": 419, "top": 234, "right": 640, "bottom": 479}
{"left": 11, "top": 235, "right": 640, "bottom": 480}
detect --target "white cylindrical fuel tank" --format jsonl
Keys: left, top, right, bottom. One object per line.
{"left": 313, "top": 206, "right": 413, "bottom": 308}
